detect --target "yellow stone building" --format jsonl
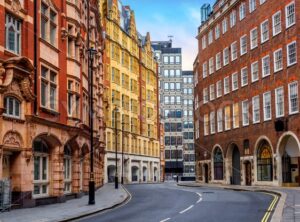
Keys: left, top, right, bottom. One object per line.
{"left": 100, "top": 0, "right": 160, "bottom": 183}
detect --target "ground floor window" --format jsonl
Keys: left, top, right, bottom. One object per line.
{"left": 257, "top": 143, "right": 273, "bottom": 181}
{"left": 64, "top": 145, "right": 72, "bottom": 193}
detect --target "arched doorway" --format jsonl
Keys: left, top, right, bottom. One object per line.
{"left": 107, "top": 165, "right": 116, "bottom": 183}
{"left": 232, "top": 145, "right": 241, "bottom": 185}
{"left": 213, "top": 147, "right": 224, "bottom": 180}
{"left": 278, "top": 135, "right": 300, "bottom": 186}
{"left": 244, "top": 161, "right": 252, "bottom": 186}
{"left": 203, "top": 164, "right": 209, "bottom": 183}
{"left": 143, "top": 167, "right": 147, "bottom": 182}
{"left": 257, "top": 141, "right": 273, "bottom": 182}
{"left": 131, "top": 166, "right": 139, "bottom": 182}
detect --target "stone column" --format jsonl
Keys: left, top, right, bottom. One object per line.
{"left": 51, "top": 145, "right": 65, "bottom": 201}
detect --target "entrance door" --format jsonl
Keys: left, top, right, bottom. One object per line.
{"left": 282, "top": 152, "right": 292, "bottom": 183}
{"left": 232, "top": 146, "right": 241, "bottom": 185}
{"left": 245, "top": 162, "right": 251, "bottom": 186}
{"left": 204, "top": 164, "right": 208, "bottom": 183}
{"left": 2, "top": 155, "right": 10, "bottom": 179}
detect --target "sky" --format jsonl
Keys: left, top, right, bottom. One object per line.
{"left": 123, "top": 0, "right": 215, "bottom": 71}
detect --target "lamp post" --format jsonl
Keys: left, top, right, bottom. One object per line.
{"left": 121, "top": 122, "right": 125, "bottom": 184}
{"left": 114, "top": 107, "right": 119, "bottom": 189}
{"left": 87, "top": 47, "right": 97, "bottom": 205}
{"left": 175, "top": 138, "right": 179, "bottom": 183}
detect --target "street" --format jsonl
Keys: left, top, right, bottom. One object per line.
{"left": 77, "top": 183, "right": 274, "bottom": 222}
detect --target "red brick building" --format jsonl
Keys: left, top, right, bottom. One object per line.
{"left": 195, "top": 0, "right": 300, "bottom": 187}
{"left": 0, "top": 0, "right": 105, "bottom": 208}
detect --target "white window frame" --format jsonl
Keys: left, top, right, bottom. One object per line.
{"left": 287, "top": 41, "right": 297, "bottom": 66}
{"left": 260, "top": 20, "right": 269, "bottom": 43}
{"left": 263, "top": 91, "right": 272, "bottom": 121}
{"left": 210, "top": 112, "right": 216, "bottom": 134}
{"left": 217, "top": 108, "right": 223, "bottom": 132}
{"left": 204, "top": 114, "right": 209, "bottom": 136}
{"left": 240, "top": 35, "right": 247, "bottom": 55}
{"left": 33, "top": 152, "right": 49, "bottom": 198}
{"left": 232, "top": 72, "right": 238, "bottom": 91}
{"left": 216, "top": 52, "right": 222, "bottom": 70}
{"left": 262, "top": 55, "right": 270, "bottom": 77}
{"left": 210, "top": 84, "right": 215, "bottom": 101}
{"left": 222, "top": 18, "right": 228, "bottom": 34}
{"left": 232, "top": 103, "right": 239, "bottom": 129}
{"left": 224, "top": 77, "right": 230, "bottom": 95}
{"left": 208, "top": 30, "right": 213, "bottom": 45}
{"left": 251, "top": 61, "right": 259, "bottom": 82}
{"left": 215, "top": 24, "right": 220, "bottom": 39}
{"left": 5, "top": 13, "right": 22, "bottom": 55}
{"left": 242, "top": 100, "right": 249, "bottom": 126}
{"left": 288, "top": 81, "right": 299, "bottom": 114}
{"left": 231, "top": 41, "right": 238, "bottom": 61}
{"left": 216, "top": 80, "right": 222, "bottom": 98}
{"left": 203, "top": 88, "right": 208, "bottom": 104}
{"left": 230, "top": 10, "right": 236, "bottom": 27}
{"left": 241, "top": 67, "right": 248, "bottom": 87}
{"left": 273, "top": 48, "right": 283, "bottom": 72}
{"left": 275, "top": 87, "right": 284, "bottom": 118}
{"left": 202, "top": 62, "right": 208, "bottom": 78}
{"left": 224, "top": 106, "right": 231, "bottom": 131}
{"left": 285, "top": 2, "right": 295, "bottom": 29}
{"left": 250, "top": 27, "right": 258, "bottom": 49}
{"left": 252, "top": 96, "right": 260, "bottom": 123}
{"left": 4, "top": 96, "right": 21, "bottom": 118}
{"left": 239, "top": 2, "right": 246, "bottom": 21}
{"left": 249, "top": 0, "right": 256, "bottom": 13}
{"left": 272, "top": 11, "right": 282, "bottom": 36}
{"left": 202, "top": 35, "right": 207, "bottom": 49}
{"left": 223, "top": 47, "right": 229, "bottom": 66}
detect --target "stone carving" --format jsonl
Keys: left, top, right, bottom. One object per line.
{"left": 3, "top": 131, "right": 23, "bottom": 148}
{"left": 20, "top": 77, "right": 35, "bottom": 101}
{"left": 11, "top": 0, "right": 22, "bottom": 13}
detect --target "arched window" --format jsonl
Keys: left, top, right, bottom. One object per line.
{"left": 5, "top": 13, "right": 21, "bottom": 54}
{"left": 64, "top": 144, "right": 72, "bottom": 193}
{"left": 214, "top": 147, "right": 224, "bottom": 180}
{"left": 33, "top": 138, "right": 49, "bottom": 197}
{"left": 4, "top": 96, "right": 21, "bottom": 118}
{"left": 257, "top": 142, "right": 273, "bottom": 181}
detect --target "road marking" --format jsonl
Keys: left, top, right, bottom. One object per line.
{"left": 196, "top": 192, "right": 203, "bottom": 203}
{"left": 180, "top": 205, "right": 194, "bottom": 214}
{"left": 160, "top": 218, "right": 171, "bottom": 222}
{"left": 261, "top": 193, "right": 279, "bottom": 222}
{"left": 295, "top": 205, "right": 300, "bottom": 207}
{"left": 295, "top": 212, "right": 300, "bottom": 214}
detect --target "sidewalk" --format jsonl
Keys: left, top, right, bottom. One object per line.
{"left": 0, "top": 184, "right": 129, "bottom": 222}
{"left": 178, "top": 182, "right": 300, "bottom": 222}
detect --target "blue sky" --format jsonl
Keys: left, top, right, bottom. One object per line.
{"left": 123, "top": 0, "right": 215, "bottom": 70}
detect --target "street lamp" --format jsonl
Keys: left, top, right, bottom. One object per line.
{"left": 87, "top": 47, "right": 97, "bottom": 205}
{"left": 114, "top": 107, "right": 119, "bottom": 189}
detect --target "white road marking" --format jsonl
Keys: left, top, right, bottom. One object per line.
{"left": 295, "top": 205, "right": 300, "bottom": 207}
{"left": 160, "top": 218, "right": 171, "bottom": 222}
{"left": 197, "top": 192, "right": 203, "bottom": 203}
{"left": 180, "top": 205, "right": 194, "bottom": 214}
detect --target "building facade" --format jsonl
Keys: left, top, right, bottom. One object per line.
{"left": 0, "top": 0, "right": 105, "bottom": 208}
{"left": 152, "top": 40, "right": 188, "bottom": 180}
{"left": 195, "top": 0, "right": 300, "bottom": 187}
{"left": 182, "top": 71, "right": 196, "bottom": 180}
{"left": 101, "top": 0, "right": 160, "bottom": 184}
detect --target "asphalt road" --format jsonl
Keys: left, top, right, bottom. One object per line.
{"left": 77, "top": 183, "right": 274, "bottom": 222}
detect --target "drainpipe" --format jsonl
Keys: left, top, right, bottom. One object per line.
{"left": 33, "top": 0, "right": 38, "bottom": 115}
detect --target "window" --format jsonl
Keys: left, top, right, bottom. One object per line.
{"left": 289, "top": 81, "right": 298, "bottom": 114}
{"left": 217, "top": 80, "right": 222, "bottom": 98}
{"left": 251, "top": 62, "right": 259, "bottom": 82}
{"left": 241, "top": 67, "right": 248, "bottom": 87}
{"left": 164, "top": 96, "right": 169, "bottom": 105}
{"left": 232, "top": 73, "right": 238, "bottom": 91}
{"left": 285, "top": 2, "right": 295, "bottom": 28}
{"left": 231, "top": 42, "right": 237, "bottom": 61}
{"left": 41, "top": 66, "right": 57, "bottom": 110}
{"left": 223, "top": 47, "right": 229, "bottom": 66}
{"left": 163, "top": 56, "right": 168, "bottom": 64}
{"left": 4, "top": 97, "right": 21, "bottom": 118}
{"left": 262, "top": 55, "right": 270, "bottom": 77}
{"left": 257, "top": 143, "right": 273, "bottom": 181}
{"left": 208, "top": 30, "right": 213, "bottom": 45}
{"left": 242, "top": 100, "right": 249, "bottom": 126}
{"left": 64, "top": 145, "right": 72, "bottom": 193}
{"left": 210, "top": 112, "right": 216, "bottom": 134}
{"left": 164, "top": 82, "right": 169, "bottom": 90}
{"left": 33, "top": 138, "right": 49, "bottom": 197}
{"left": 216, "top": 52, "right": 221, "bottom": 70}
{"left": 274, "top": 48, "right": 283, "bottom": 72}
{"left": 41, "top": 2, "right": 57, "bottom": 45}
{"left": 272, "top": 11, "right": 281, "bottom": 36}
{"left": 163, "top": 69, "right": 169, "bottom": 77}
{"left": 287, "top": 41, "right": 297, "bottom": 66}
{"left": 263, "top": 92, "right": 272, "bottom": 121}
{"left": 224, "top": 106, "right": 231, "bottom": 130}
{"left": 222, "top": 18, "right": 228, "bottom": 34}
{"left": 275, "top": 87, "right": 284, "bottom": 117}
{"left": 202, "top": 35, "right": 207, "bottom": 49}
{"left": 233, "top": 103, "right": 239, "bottom": 128}
{"left": 210, "top": 84, "right": 215, "bottom": 101}
{"left": 203, "top": 62, "right": 207, "bottom": 78}
{"left": 261, "top": 20, "right": 269, "bottom": 43}
{"left": 260, "top": 0, "right": 266, "bottom": 4}
{"left": 217, "top": 109, "right": 223, "bottom": 132}
{"left": 215, "top": 24, "right": 220, "bottom": 39}
{"left": 5, "top": 14, "right": 21, "bottom": 54}
{"left": 230, "top": 10, "right": 236, "bottom": 27}
{"left": 203, "top": 88, "right": 208, "bottom": 103}
{"left": 239, "top": 2, "right": 246, "bottom": 20}
{"left": 209, "top": 57, "right": 214, "bottom": 74}
{"left": 204, "top": 114, "right": 209, "bottom": 136}
{"left": 249, "top": 0, "right": 256, "bottom": 13}
{"left": 175, "top": 69, "right": 181, "bottom": 77}
{"left": 175, "top": 56, "right": 181, "bottom": 64}
{"left": 224, "top": 77, "right": 230, "bottom": 94}
{"left": 169, "top": 69, "right": 175, "bottom": 77}
{"left": 169, "top": 56, "right": 174, "bottom": 64}
{"left": 67, "top": 80, "right": 80, "bottom": 118}
{"left": 240, "top": 35, "right": 247, "bottom": 55}
{"left": 252, "top": 96, "right": 260, "bottom": 123}
{"left": 250, "top": 27, "right": 258, "bottom": 49}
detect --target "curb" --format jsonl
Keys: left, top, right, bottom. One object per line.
{"left": 177, "top": 183, "right": 284, "bottom": 222}
{"left": 58, "top": 185, "right": 131, "bottom": 222}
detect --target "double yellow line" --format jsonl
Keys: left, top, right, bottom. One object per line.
{"left": 261, "top": 193, "right": 279, "bottom": 222}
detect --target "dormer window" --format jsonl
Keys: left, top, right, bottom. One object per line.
{"left": 4, "top": 96, "right": 21, "bottom": 118}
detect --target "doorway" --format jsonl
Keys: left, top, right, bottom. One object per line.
{"left": 232, "top": 146, "right": 241, "bottom": 185}
{"left": 204, "top": 164, "right": 208, "bottom": 183}
{"left": 244, "top": 161, "right": 251, "bottom": 186}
